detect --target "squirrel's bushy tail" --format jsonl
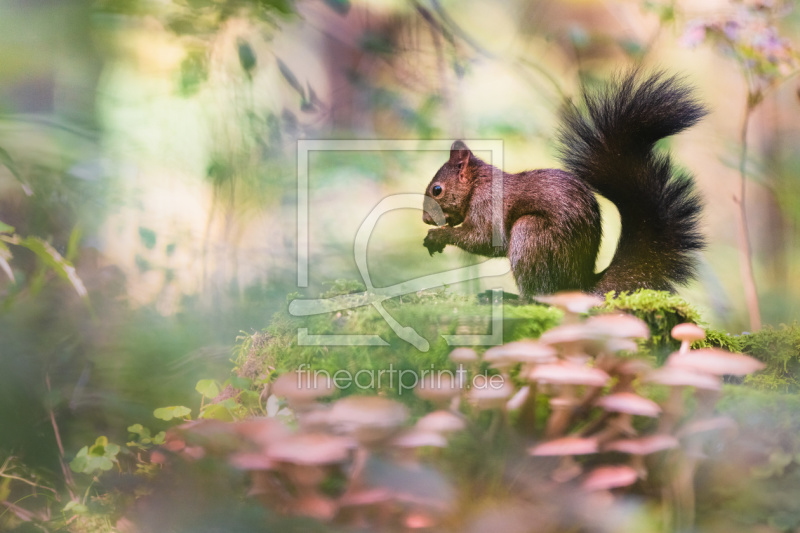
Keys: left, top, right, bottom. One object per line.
{"left": 557, "top": 71, "right": 707, "bottom": 293}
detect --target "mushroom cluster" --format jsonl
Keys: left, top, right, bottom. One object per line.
{"left": 159, "top": 370, "right": 464, "bottom": 530}
{"left": 506, "top": 300, "right": 765, "bottom": 507}
{"left": 431, "top": 293, "right": 766, "bottom": 506}
{"left": 151, "top": 293, "right": 766, "bottom": 531}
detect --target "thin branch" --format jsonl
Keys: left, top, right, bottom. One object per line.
{"left": 734, "top": 95, "right": 762, "bottom": 331}
{"left": 45, "top": 374, "right": 76, "bottom": 499}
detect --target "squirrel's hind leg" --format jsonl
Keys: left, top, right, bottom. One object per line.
{"left": 508, "top": 215, "right": 596, "bottom": 297}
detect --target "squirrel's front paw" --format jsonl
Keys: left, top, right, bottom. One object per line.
{"left": 423, "top": 229, "right": 447, "bottom": 255}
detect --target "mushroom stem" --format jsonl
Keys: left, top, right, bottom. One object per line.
{"left": 590, "top": 413, "right": 634, "bottom": 445}
{"left": 517, "top": 382, "right": 538, "bottom": 436}
{"left": 658, "top": 387, "right": 685, "bottom": 433}
{"left": 578, "top": 411, "right": 612, "bottom": 438}
{"left": 679, "top": 340, "right": 690, "bottom": 355}
{"left": 668, "top": 450, "right": 698, "bottom": 532}
{"left": 552, "top": 455, "right": 583, "bottom": 482}
{"left": 630, "top": 454, "right": 647, "bottom": 479}
{"left": 485, "top": 408, "right": 507, "bottom": 442}
{"left": 545, "top": 385, "right": 575, "bottom": 438}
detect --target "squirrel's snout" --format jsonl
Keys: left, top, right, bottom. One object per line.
{"left": 422, "top": 211, "right": 436, "bottom": 225}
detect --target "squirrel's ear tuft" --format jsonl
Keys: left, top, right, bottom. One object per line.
{"left": 451, "top": 140, "right": 470, "bottom": 152}
{"left": 450, "top": 140, "right": 472, "bottom": 165}
{"left": 450, "top": 140, "right": 473, "bottom": 182}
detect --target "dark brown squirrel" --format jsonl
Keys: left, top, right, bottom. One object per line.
{"left": 422, "top": 71, "right": 707, "bottom": 297}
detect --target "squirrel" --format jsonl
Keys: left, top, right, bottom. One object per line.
{"left": 422, "top": 71, "right": 707, "bottom": 297}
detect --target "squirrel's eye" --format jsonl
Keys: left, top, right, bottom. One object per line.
{"left": 432, "top": 185, "right": 443, "bottom": 197}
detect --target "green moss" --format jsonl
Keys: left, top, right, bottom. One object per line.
{"left": 231, "top": 286, "right": 565, "bottom": 410}
{"left": 693, "top": 328, "right": 743, "bottom": 353}
{"left": 501, "top": 303, "right": 562, "bottom": 341}
{"left": 602, "top": 289, "right": 703, "bottom": 362}
{"left": 737, "top": 323, "right": 800, "bottom": 392}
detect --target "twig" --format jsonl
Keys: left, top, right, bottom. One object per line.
{"left": 45, "top": 374, "right": 76, "bottom": 499}
{"left": 734, "top": 94, "right": 762, "bottom": 331}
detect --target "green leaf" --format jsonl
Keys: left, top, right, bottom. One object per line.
{"left": 66, "top": 226, "right": 82, "bottom": 262}
{"left": 89, "top": 436, "right": 109, "bottom": 456}
{"left": 256, "top": 0, "right": 295, "bottom": 15}
{"left": 0, "top": 145, "right": 32, "bottom": 195}
{"left": 3, "top": 235, "right": 87, "bottom": 298}
{"left": 153, "top": 431, "right": 166, "bottom": 445}
{"left": 0, "top": 241, "right": 13, "bottom": 282}
{"left": 69, "top": 446, "right": 89, "bottom": 473}
{"left": 128, "top": 424, "right": 150, "bottom": 438}
{"left": 138, "top": 227, "right": 157, "bottom": 249}
{"left": 178, "top": 50, "right": 208, "bottom": 97}
{"left": 238, "top": 389, "right": 261, "bottom": 409}
{"left": 229, "top": 375, "right": 252, "bottom": 390}
{"left": 105, "top": 443, "right": 121, "bottom": 457}
{"left": 64, "top": 501, "right": 88, "bottom": 514}
{"left": 92, "top": 456, "right": 114, "bottom": 471}
{"left": 0, "top": 221, "right": 14, "bottom": 233}
{"left": 276, "top": 58, "right": 305, "bottom": 98}
{"left": 199, "top": 403, "right": 234, "bottom": 422}
{"left": 195, "top": 379, "right": 220, "bottom": 399}
{"left": 154, "top": 405, "right": 191, "bottom": 421}
{"left": 237, "top": 38, "right": 257, "bottom": 73}
{"left": 0, "top": 477, "right": 10, "bottom": 502}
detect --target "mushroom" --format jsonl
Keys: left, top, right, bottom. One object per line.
{"left": 596, "top": 392, "right": 661, "bottom": 418}
{"left": 527, "top": 362, "right": 610, "bottom": 438}
{"left": 415, "top": 410, "right": 467, "bottom": 434}
{"left": 483, "top": 341, "right": 557, "bottom": 367}
{"left": 405, "top": 512, "right": 437, "bottom": 529}
{"left": 328, "top": 396, "right": 409, "bottom": 445}
{"left": 539, "top": 323, "right": 601, "bottom": 364}
{"left": 605, "top": 434, "right": 679, "bottom": 455}
{"left": 467, "top": 376, "right": 515, "bottom": 410}
{"left": 482, "top": 342, "right": 556, "bottom": 433}
{"left": 506, "top": 386, "right": 530, "bottom": 411}
{"left": 266, "top": 432, "right": 354, "bottom": 466}
{"left": 585, "top": 313, "right": 650, "bottom": 339}
{"left": 676, "top": 415, "right": 737, "bottom": 439}
{"left": 604, "top": 338, "right": 640, "bottom": 354}
{"left": 644, "top": 366, "right": 721, "bottom": 433}
{"left": 535, "top": 292, "right": 604, "bottom": 321}
{"left": 666, "top": 348, "right": 766, "bottom": 376}
{"left": 604, "top": 434, "right": 679, "bottom": 477}
{"left": 643, "top": 367, "right": 722, "bottom": 391}
{"left": 390, "top": 430, "right": 448, "bottom": 449}
{"left": 265, "top": 432, "right": 355, "bottom": 521}
{"left": 415, "top": 373, "right": 462, "bottom": 405}
{"left": 670, "top": 323, "right": 706, "bottom": 355}
{"left": 229, "top": 452, "right": 275, "bottom": 470}
{"left": 581, "top": 465, "right": 639, "bottom": 491}
{"left": 272, "top": 370, "right": 335, "bottom": 408}
{"left": 449, "top": 347, "right": 478, "bottom": 365}
{"left": 234, "top": 417, "right": 292, "bottom": 450}
{"left": 530, "top": 436, "right": 599, "bottom": 482}
{"left": 527, "top": 362, "right": 611, "bottom": 388}
{"left": 530, "top": 436, "right": 599, "bottom": 456}
{"left": 611, "top": 359, "right": 652, "bottom": 393}
{"left": 589, "top": 392, "right": 662, "bottom": 444}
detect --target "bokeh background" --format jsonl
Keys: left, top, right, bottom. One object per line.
{"left": 0, "top": 0, "right": 798, "bottom": 527}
